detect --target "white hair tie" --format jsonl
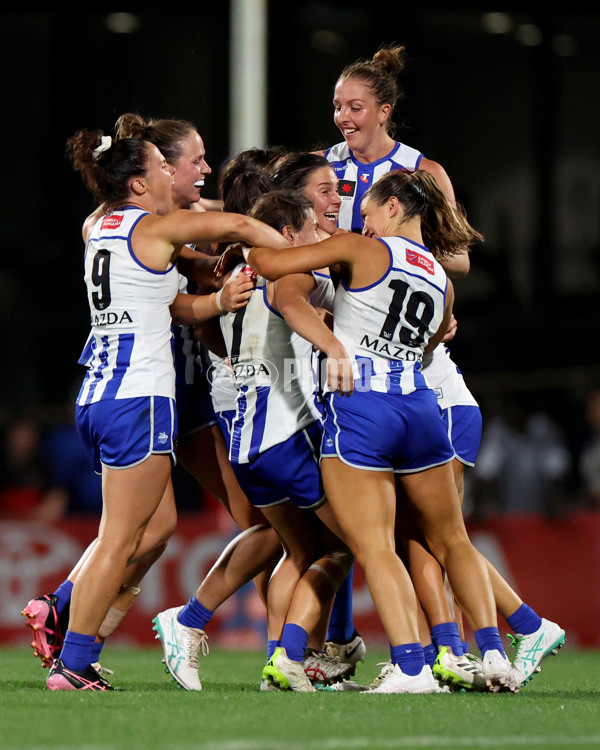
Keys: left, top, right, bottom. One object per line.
{"left": 93, "top": 135, "right": 112, "bottom": 159}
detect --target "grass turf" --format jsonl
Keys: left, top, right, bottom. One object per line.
{"left": 1, "top": 645, "right": 599, "bottom": 750}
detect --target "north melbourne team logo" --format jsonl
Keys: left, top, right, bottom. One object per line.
{"left": 157, "top": 432, "right": 169, "bottom": 444}
{"left": 338, "top": 180, "right": 356, "bottom": 197}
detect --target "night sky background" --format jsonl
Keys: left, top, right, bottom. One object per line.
{"left": 0, "top": 5, "right": 598, "bottom": 503}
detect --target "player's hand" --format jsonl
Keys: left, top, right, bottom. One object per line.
{"left": 219, "top": 273, "right": 255, "bottom": 313}
{"left": 442, "top": 313, "right": 458, "bottom": 343}
{"left": 214, "top": 243, "right": 248, "bottom": 278}
{"left": 324, "top": 340, "right": 354, "bottom": 396}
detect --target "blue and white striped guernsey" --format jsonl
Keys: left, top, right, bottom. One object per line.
{"left": 331, "top": 236, "right": 447, "bottom": 395}
{"left": 77, "top": 207, "right": 179, "bottom": 406}
{"left": 325, "top": 140, "right": 423, "bottom": 233}
{"left": 219, "top": 265, "right": 328, "bottom": 464}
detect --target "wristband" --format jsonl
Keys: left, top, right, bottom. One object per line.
{"left": 210, "top": 289, "right": 226, "bottom": 315}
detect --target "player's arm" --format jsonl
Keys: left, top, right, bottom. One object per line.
{"left": 419, "top": 157, "right": 456, "bottom": 205}
{"left": 157, "top": 210, "right": 290, "bottom": 254}
{"left": 170, "top": 274, "right": 253, "bottom": 325}
{"left": 274, "top": 273, "right": 335, "bottom": 353}
{"left": 177, "top": 246, "right": 223, "bottom": 291}
{"left": 193, "top": 317, "right": 228, "bottom": 359}
{"left": 135, "top": 210, "right": 290, "bottom": 271}
{"left": 440, "top": 248, "right": 470, "bottom": 280}
{"left": 424, "top": 280, "right": 455, "bottom": 355}
{"left": 246, "top": 232, "right": 370, "bottom": 281}
{"left": 273, "top": 272, "right": 353, "bottom": 395}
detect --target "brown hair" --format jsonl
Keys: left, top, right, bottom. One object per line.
{"left": 272, "top": 152, "right": 333, "bottom": 192}
{"left": 364, "top": 170, "right": 483, "bottom": 258}
{"left": 337, "top": 44, "right": 408, "bottom": 137}
{"left": 65, "top": 129, "right": 150, "bottom": 209}
{"left": 250, "top": 190, "right": 314, "bottom": 234}
{"left": 115, "top": 112, "right": 197, "bottom": 166}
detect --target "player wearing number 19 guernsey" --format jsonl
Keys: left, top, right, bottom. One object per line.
{"left": 333, "top": 235, "right": 447, "bottom": 394}
{"left": 321, "top": 235, "right": 455, "bottom": 472}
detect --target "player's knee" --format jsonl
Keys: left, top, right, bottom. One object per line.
{"left": 309, "top": 549, "right": 353, "bottom": 591}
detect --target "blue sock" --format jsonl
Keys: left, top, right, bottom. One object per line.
{"left": 474, "top": 626, "right": 505, "bottom": 658}
{"left": 53, "top": 580, "right": 74, "bottom": 616}
{"left": 61, "top": 630, "right": 96, "bottom": 671}
{"left": 390, "top": 643, "right": 425, "bottom": 676}
{"left": 280, "top": 624, "right": 308, "bottom": 663}
{"left": 91, "top": 641, "right": 104, "bottom": 663}
{"left": 267, "top": 640, "right": 280, "bottom": 660}
{"left": 423, "top": 642, "right": 437, "bottom": 668}
{"left": 462, "top": 640, "right": 470, "bottom": 655}
{"left": 326, "top": 568, "right": 355, "bottom": 643}
{"left": 506, "top": 603, "right": 542, "bottom": 636}
{"left": 178, "top": 596, "right": 213, "bottom": 631}
{"left": 431, "top": 622, "right": 463, "bottom": 655}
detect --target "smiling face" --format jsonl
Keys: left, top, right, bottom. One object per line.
{"left": 170, "top": 131, "right": 212, "bottom": 209}
{"left": 360, "top": 195, "right": 395, "bottom": 238}
{"left": 333, "top": 77, "right": 392, "bottom": 160}
{"left": 143, "top": 142, "right": 176, "bottom": 214}
{"left": 302, "top": 166, "right": 341, "bottom": 237}
{"left": 290, "top": 209, "right": 321, "bottom": 247}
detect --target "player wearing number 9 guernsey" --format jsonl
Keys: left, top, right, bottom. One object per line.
{"left": 41, "top": 125, "right": 288, "bottom": 692}
{"left": 77, "top": 207, "right": 179, "bottom": 409}
{"left": 243, "top": 169, "right": 521, "bottom": 693}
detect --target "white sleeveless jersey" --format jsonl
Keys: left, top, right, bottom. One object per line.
{"left": 332, "top": 236, "right": 448, "bottom": 394}
{"left": 422, "top": 343, "right": 478, "bottom": 410}
{"left": 77, "top": 207, "right": 179, "bottom": 405}
{"left": 325, "top": 141, "right": 423, "bottom": 233}
{"left": 219, "top": 265, "right": 323, "bottom": 463}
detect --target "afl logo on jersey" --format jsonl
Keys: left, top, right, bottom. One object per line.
{"left": 338, "top": 180, "right": 356, "bottom": 197}
{"left": 406, "top": 249, "right": 435, "bottom": 275}
{"left": 101, "top": 215, "right": 124, "bottom": 230}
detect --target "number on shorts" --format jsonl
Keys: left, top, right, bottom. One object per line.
{"left": 91, "top": 249, "right": 112, "bottom": 310}
{"left": 379, "top": 279, "right": 435, "bottom": 346}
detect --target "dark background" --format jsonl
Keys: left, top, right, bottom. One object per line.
{"left": 0, "top": 4, "right": 598, "bottom": 511}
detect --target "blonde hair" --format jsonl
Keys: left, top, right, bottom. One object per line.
{"left": 338, "top": 44, "right": 408, "bottom": 136}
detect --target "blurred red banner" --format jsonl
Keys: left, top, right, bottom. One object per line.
{"left": 2, "top": 510, "right": 598, "bottom": 653}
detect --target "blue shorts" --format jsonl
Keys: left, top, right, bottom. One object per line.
{"left": 321, "top": 388, "right": 455, "bottom": 473}
{"left": 176, "top": 373, "right": 217, "bottom": 439}
{"left": 440, "top": 404, "right": 482, "bottom": 467}
{"left": 231, "top": 421, "right": 325, "bottom": 510}
{"left": 76, "top": 396, "right": 176, "bottom": 474}
{"left": 215, "top": 409, "right": 235, "bottom": 444}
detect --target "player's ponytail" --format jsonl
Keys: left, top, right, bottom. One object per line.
{"left": 337, "top": 43, "right": 408, "bottom": 136}
{"left": 364, "top": 170, "right": 483, "bottom": 259}
{"left": 66, "top": 128, "right": 150, "bottom": 209}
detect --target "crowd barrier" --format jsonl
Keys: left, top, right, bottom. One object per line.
{"left": 1, "top": 509, "right": 597, "bottom": 651}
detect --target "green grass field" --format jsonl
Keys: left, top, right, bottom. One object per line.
{"left": 1, "top": 645, "right": 599, "bottom": 750}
